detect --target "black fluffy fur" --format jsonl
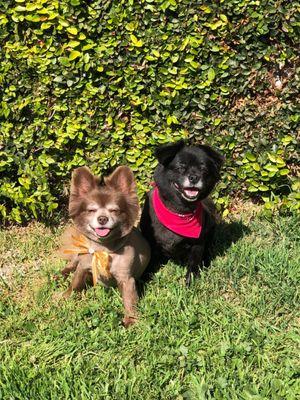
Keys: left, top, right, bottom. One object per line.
{"left": 140, "top": 140, "right": 224, "bottom": 285}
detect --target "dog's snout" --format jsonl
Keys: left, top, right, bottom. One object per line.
{"left": 98, "top": 216, "right": 108, "bottom": 225}
{"left": 188, "top": 174, "right": 199, "bottom": 184}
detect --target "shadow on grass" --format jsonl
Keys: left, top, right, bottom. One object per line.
{"left": 212, "top": 220, "right": 251, "bottom": 259}
{"left": 41, "top": 207, "right": 69, "bottom": 231}
{"left": 138, "top": 220, "right": 250, "bottom": 296}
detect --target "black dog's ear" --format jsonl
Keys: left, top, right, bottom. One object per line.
{"left": 155, "top": 140, "right": 185, "bottom": 166}
{"left": 199, "top": 145, "right": 224, "bottom": 171}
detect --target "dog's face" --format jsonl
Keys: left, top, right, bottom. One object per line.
{"left": 69, "top": 166, "right": 139, "bottom": 242}
{"left": 154, "top": 140, "right": 224, "bottom": 207}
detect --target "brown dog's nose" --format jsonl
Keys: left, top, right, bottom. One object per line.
{"left": 98, "top": 216, "right": 108, "bottom": 225}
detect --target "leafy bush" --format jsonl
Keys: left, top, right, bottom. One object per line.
{"left": 0, "top": 0, "right": 299, "bottom": 223}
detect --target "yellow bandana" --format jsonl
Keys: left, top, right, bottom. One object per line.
{"left": 62, "top": 234, "right": 111, "bottom": 286}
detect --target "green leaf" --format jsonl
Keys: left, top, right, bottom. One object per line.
{"left": 167, "top": 115, "right": 179, "bottom": 125}
{"left": 25, "top": 4, "right": 37, "bottom": 10}
{"left": 190, "top": 60, "right": 199, "bottom": 69}
{"left": 281, "top": 135, "right": 293, "bottom": 145}
{"left": 208, "top": 20, "right": 223, "bottom": 30}
{"left": 130, "top": 34, "right": 144, "bottom": 47}
{"left": 200, "top": 5, "right": 211, "bottom": 14}
{"left": 220, "top": 14, "right": 228, "bottom": 23}
{"left": 248, "top": 186, "right": 258, "bottom": 192}
{"left": 125, "top": 21, "right": 138, "bottom": 31}
{"left": 264, "top": 164, "right": 278, "bottom": 172}
{"left": 167, "top": 116, "right": 173, "bottom": 125}
{"left": 69, "top": 50, "right": 81, "bottom": 60}
{"left": 48, "top": 202, "right": 59, "bottom": 211}
{"left": 207, "top": 68, "right": 215, "bottom": 81}
{"left": 259, "top": 185, "right": 269, "bottom": 191}
{"left": 279, "top": 168, "right": 289, "bottom": 176}
{"left": 67, "top": 27, "right": 78, "bottom": 35}
{"left": 41, "top": 22, "right": 52, "bottom": 30}
{"left": 245, "top": 152, "right": 256, "bottom": 162}
{"left": 267, "top": 153, "right": 277, "bottom": 163}
{"left": 25, "top": 15, "right": 41, "bottom": 22}
{"left": 58, "top": 57, "right": 71, "bottom": 66}
{"left": 68, "top": 40, "right": 80, "bottom": 48}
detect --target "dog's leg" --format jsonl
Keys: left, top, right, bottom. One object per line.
{"left": 185, "top": 244, "right": 205, "bottom": 286}
{"left": 61, "top": 256, "right": 79, "bottom": 278}
{"left": 118, "top": 278, "right": 139, "bottom": 327}
{"left": 62, "top": 265, "right": 91, "bottom": 298}
{"left": 202, "top": 226, "right": 215, "bottom": 268}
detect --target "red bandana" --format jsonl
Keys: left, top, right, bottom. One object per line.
{"left": 152, "top": 187, "right": 203, "bottom": 238}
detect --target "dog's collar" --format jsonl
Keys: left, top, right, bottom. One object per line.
{"left": 152, "top": 186, "right": 203, "bottom": 238}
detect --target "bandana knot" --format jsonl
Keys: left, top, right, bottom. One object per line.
{"left": 61, "top": 233, "right": 111, "bottom": 285}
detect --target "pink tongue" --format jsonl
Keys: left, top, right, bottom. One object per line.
{"left": 184, "top": 189, "right": 199, "bottom": 197}
{"left": 95, "top": 228, "right": 111, "bottom": 237}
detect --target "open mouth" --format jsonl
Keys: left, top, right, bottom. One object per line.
{"left": 174, "top": 183, "right": 200, "bottom": 202}
{"left": 94, "top": 227, "right": 112, "bottom": 238}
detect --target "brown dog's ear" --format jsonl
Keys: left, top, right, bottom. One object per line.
{"left": 69, "top": 167, "right": 99, "bottom": 216}
{"left": 104, "top": 166, "right": 136, "bottom": 194}
{"left": 70, "top": 167, "right": 97, "bottom": 197}
{"left": 155, "top": 140, "right": 185, "bottom": 166}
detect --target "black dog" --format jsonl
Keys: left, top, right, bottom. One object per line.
{"left": 140, "top": 140, "right": 224, "bottom": 284}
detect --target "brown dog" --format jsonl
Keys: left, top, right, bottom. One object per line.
{"left": 59, "top": 166, "right": 150, "bottom": 327}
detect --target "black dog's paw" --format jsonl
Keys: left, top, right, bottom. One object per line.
{"left": 185, "top": 267, "right": 200, "bottom": 287}
{"left": 185, "top": 271, "right": 192, "bottom": 287}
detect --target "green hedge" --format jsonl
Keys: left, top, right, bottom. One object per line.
{"left": 0, "top": 0, "right": 299, "bottom": 223}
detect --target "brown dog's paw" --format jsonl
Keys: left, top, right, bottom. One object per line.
{"left": 122, "top": 315, "right": 138, "bottom": 328}
{"left": 52, "top": 289, "right": 70, "bottom": 302}
{"left": 62, "top": 287, "right": 73, "bottom": 299}
{"left": 52, "top": 287, "right": 72, "bottom": 301}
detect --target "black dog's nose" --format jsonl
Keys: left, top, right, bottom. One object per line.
{"left": 98, "top": 216, "right": 108, "bottom": 225}
{"left": 188, "top": 174, "right": 199, "bottom": 184}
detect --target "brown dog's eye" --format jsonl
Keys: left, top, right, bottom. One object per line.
{"left": 87, "top": 208, "right": 97, "bottom": 213}
{"left": 108, "top": 209, "right": 120, "bottom": 214}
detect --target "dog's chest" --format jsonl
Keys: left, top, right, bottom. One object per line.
{"left": 79, "top": 240, "right": 143, "bottom": 284}
{"left": 149, "top": 204, "right": 196, "bottom": 257}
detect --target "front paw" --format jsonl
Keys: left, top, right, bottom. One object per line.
{"left": 185, "top": 271, "right": 193, "bottom": 287}
{"left": 185, "top": 268, "right": 200, "bottom": 286}
{"left": 122, "top": 315, "right": 138, "bottom": 328}
{"left": 52, "top": 287, "right": 72, "bottom": 302}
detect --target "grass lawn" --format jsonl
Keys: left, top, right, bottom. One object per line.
{"left": 0, "top": 212, "right": 299, "bottom": 399}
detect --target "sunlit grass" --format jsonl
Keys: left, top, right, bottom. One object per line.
{"left": 0, "top": 213, "right": 299, "bottom": 399}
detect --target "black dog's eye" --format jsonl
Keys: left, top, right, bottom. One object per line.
{"left": 175, "top": 164, "right": 186, "bottom": 173}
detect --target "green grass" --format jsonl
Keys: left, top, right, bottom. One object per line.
{"left": 0, "top": 213, "right": 299, "bottom": 399}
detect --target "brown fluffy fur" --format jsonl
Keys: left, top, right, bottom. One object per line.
{"left": 59, "top": 166, "right": 150, "bottom": 327}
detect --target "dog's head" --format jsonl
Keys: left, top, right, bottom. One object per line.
{"left": 69, "top": 166, "right": 139, "bottom": 242}
{"left": 154, "top": 140, "right": 224, "bottom": 207}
